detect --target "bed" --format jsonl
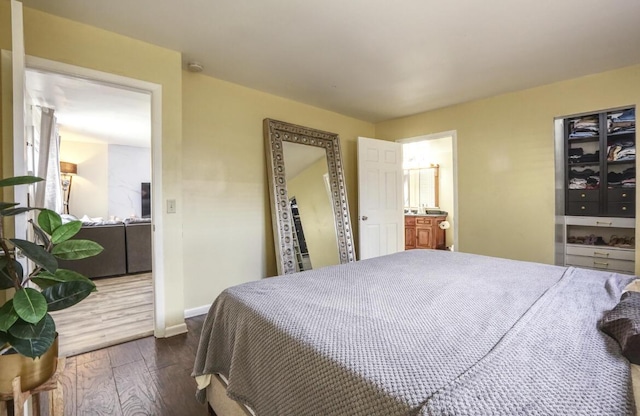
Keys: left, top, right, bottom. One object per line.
{"left": 193, "top": 250, "right": 639, "bottom": 415}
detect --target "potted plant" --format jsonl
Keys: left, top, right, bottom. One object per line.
{"left": 0, "top": 176, "right": 103, "bottom": 395}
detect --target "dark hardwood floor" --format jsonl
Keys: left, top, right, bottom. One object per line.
{"left": 36, "top": 315, "right": 210, "bottom": 416}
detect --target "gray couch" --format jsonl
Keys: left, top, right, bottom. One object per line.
{"left": 58, "top": 222, "right": 152, "bottom": 279}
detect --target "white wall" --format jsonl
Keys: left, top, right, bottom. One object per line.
{"left": 59, "top": 136, "right": 150, "bottom": 219}
{"left": 108, "top": 144, "right": 151, "bottom": 219}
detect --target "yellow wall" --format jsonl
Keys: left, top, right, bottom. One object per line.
{"left": 0, "top": 0, "right": 8, "bottom": 174}
{"left": 376, "top": 64, "right": 640, "bottom": 268}
{"left": 0, "top": 2, "right": 186, "bottom": 333}
{"left": 288, "top": 157, "right": 339, "bottom": 269}
{"left": 182, "top": 72, "right": 373, "bottom": 309}
{"left": 59, "top": 138, "right": 109, "bottom": 218}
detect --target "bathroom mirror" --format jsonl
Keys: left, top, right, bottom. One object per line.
{"left": 264, "top": 119, "right": 355, "bottom": 275}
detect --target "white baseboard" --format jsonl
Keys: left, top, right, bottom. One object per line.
{"left": 164, "top": 322, "right": 188, "bottom": 337}
{"left": 185, "top": 304, "right": 211, "bottom": 319}
{"left": 159, "top": 305, "right": 211, "bottom": 338}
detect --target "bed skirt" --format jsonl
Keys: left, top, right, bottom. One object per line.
{"left": 204, "top": 367, "right": 640, "bottom": 416}
{"left": 206, "top": 374, "right": 254, "bottom": 416}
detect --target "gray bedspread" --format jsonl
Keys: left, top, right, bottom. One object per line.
{"left": 193, "top": 250, "right": 637, "bottom": 415}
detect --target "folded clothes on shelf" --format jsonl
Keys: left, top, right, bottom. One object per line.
{"left": 608, "top": 167, "right": 636, "bottom": 188}
{"left": 567, "top": 234, "right": 635, "bottom": 248}
{"left": 569, "top": 115, "right": 599, "bottom": 138}
{"left": 608, "top": 235, "right": 635, "bottom": 248}
{"left": 568, "top": 147, "right": 599, "bottom": 164}
{"left": 608, "top": 108, "right": 635, "bottom": 134}
{"left": 569, "top": 168, "right": 600, "bottom": 189}
{"left": 574, "top": 151, "right": 600, "bottom": 163}
{"left": 569, "top": 148, "right": 583, "bottom": 162}
{"left": 567, "top": 234, "right": 605, "bottom": 245}
{"left": 607, "top": 139, "right": 635, "bottom": 161}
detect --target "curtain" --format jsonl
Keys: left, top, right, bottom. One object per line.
{"left": 33, "top": 106, "right": 63, "bottom": 213}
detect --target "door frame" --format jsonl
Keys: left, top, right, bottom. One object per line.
{"left": 24, "top": 56, "right": 166, "bottom": 336}
{"left": 397, "top": 130, "right": 459, "bottom": 251}
{"left": 9, "top": 0, "right": 28, "bottom": 244}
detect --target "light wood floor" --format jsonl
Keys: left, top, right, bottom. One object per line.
{"left": 51, "top": 273, "right": 154, "bottom": 357}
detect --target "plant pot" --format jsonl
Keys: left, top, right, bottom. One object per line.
{"left": 0, "top": 336, "right": 58, "bottom": 396}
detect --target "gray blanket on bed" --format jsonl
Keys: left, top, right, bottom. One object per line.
{"left": 193, "top": 250, "right": 636, "bottom": 415}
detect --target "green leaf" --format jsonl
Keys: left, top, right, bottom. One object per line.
{"left": 9, "top": 319, "right": 55, "bottom": 358}
{"left": 1, "top": 207, "right": 37, "bottom": 216}
{"left": 51, "top": 221, "right": 82, "bottom": 244}
{"left": 52, "top": 240, "right": 103, "bottom": 260}
{"left": 38, "top": 210, "right": 62, "bottom": 235}
{"left": 0, "top": 300, "right": 19, "bottom": 331}
{"left": 12, "top": 288, "right": 48, "bottom": 324}
{"left": 8, "top": 319, "right": 39, "bottom": 339}
{"left": 0, "top": 257, "right": 23, "bottom": 289}
{"left": 32, "top": 269, "right": 95, "bottom": 290}
{"left": 9, "top": 314, "right": 55, "bottom": 340}
{"left": 0, "top": 330, "right": 8, "bottom": 344}
{"left": 0, "top": 202, "right": 19, "bottom": 211}
{"left": 43, "top": 280, "right": 95, "bottom": 311}
{"left": 0, "top": 176, "right": 43, "bottom": 188}
{"left": 10, "top": 239, "right": 58, "bottom": 273}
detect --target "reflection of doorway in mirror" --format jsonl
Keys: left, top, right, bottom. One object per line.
{"left": 289, "top": 197, "right": 313, "bottom": 272}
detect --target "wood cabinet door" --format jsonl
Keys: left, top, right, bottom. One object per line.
{"left": 405, "top": 226, "right": 416, "bottom": 249}
{"left": 435, "top": 220, "right": 446, "bottom": 249}
{"left": 416, "top": 227, "right": 433, "bottom": 249}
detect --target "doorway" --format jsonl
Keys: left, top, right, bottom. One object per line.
{"left": 398, "top": 131, "right": 458, "bottom": 250}
{"left": 23, "top": 58, "right": 162, "bottom": 355}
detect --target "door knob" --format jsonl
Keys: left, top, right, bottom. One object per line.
{"left": 361, "top": 216, "right": 368, "bottom": 221}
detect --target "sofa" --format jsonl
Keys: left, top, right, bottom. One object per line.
{"left": 58, "top": 222, "right": 152, "bottom": 279}
{"left": 125, "top": 223, "right": 152, "bottom": 274}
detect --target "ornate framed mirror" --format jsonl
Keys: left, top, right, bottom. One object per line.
{"left": 264, "top": 119, "right": 356, "bottom": 275}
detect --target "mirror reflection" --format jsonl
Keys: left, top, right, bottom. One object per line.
{"left": 264, "top": 119, "right": 355, "bottom": 275}
{"left": 403, "top": 165, "right": 439, "bottom": 212}
{"left": 283, "top": 142, "right": 338, "bottom": 271}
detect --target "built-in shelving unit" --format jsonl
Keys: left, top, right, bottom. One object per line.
{"left": 558, "top": 106, "right": 636, "bottom": 274}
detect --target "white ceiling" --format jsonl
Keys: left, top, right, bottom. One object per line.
{"left": 21, "top": 0, "right": 640, "bottom": 123}
{"left": 25, "top": 69, "right": 151, "bottom": 147}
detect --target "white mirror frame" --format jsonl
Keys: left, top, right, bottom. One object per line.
{"left": 264, "top": 119, "right": 356, "bottom": 275}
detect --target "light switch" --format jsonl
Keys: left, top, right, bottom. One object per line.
{"left": 167, "top": 199, "right": 176, "bottom": 214}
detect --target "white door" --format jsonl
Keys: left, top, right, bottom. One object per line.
{"left": 357, "top": 137, "right": 404, "bottom": 260}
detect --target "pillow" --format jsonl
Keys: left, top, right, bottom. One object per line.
{"left": 626, "top": 279, "right": 640, "bottom": 293}
{"left": 60, "top": 214, "right": 78, "bottom": 224}
{"left": 124, "top": 217, "right": 152, "bottom": 224}
{"left": 601, "top": 291, "right": 640, "bottom": 364}
{"left": 80, "top": 215, "right": 104, "bottom": 225}
{"left": 78, "top": 215, "right": 124, "bottom": 226}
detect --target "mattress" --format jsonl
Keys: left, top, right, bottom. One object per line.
{"left": 193, "top": 250, "right": 638, "bottom": 415}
